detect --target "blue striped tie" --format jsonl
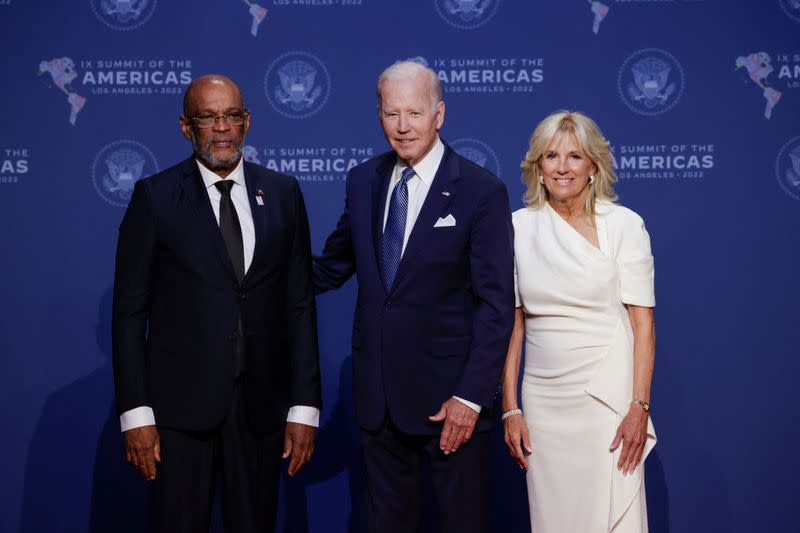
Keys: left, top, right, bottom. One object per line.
{"left": 381, "top": 167, "right": 415, "bottom": 290}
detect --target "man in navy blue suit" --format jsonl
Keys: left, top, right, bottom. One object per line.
{"left": 112, "top": 75, "right": 321, "bottom": 532}
{"left": 314, "top": 61, "right": 514, "bottom": 532}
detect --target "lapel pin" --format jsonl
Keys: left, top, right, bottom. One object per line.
{"left": 442, "top": 191, "right": 450, "bottom": 197}
{"left": 256, "top": 190, "right": 265, "bottom": 206}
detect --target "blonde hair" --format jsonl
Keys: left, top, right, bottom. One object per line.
{"left": 520, "top": 110, "right": 617, "bottom": 216}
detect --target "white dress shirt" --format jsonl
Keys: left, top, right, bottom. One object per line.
{"left": 119, "top": 158, "right": 320, "bottom": 432}
{"left": 381, "top": 138, "right": 481, "bottom": 414}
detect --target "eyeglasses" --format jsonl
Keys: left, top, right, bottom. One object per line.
{"left": 187, "top": 110, "right": 249, "bottom": 129}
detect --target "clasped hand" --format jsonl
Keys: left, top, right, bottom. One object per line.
{"left": 429, "top": 397, "right": 478, "bottom": 455}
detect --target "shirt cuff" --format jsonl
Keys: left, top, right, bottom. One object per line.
{"left": 453, "top": 396, "right": 482, "bottom": 414}
{"left": 286, "top": 405, "right": 320, "bottom": 427}
{"left": 119, "top": 406, "right": 156, "bottom": 432}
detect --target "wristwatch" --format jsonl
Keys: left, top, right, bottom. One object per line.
{"left": 632, "top": 398, "right": 650, "bottom": 412}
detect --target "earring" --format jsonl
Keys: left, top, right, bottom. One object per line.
{"left": 589, "top": 175, "right": 595, "bottom": 184}
{"left": 538, "top": 175, "right": 544, "bottom": 184}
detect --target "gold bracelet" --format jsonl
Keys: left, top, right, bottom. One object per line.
{"left": 632, "top": 399, "right": 650, "bottom": 412}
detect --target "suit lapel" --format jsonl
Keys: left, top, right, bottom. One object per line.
{"left": 242, "top": 164, "right": 267, "bottom": 287}
{"left": 371, "top": 155, "right": 394, "bottom": 291}
{"left": 180, "top": 158, "right": 238, "bottom": 284}
{"left": 389, "top": 146, "right": 459, "bottom": 294}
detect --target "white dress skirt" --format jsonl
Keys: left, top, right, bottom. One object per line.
{"left": 513, "top": 202, "right": 657, "bottom": 533}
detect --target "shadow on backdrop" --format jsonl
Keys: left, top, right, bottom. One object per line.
{"left": 277, "top": 352, "right": 534, "bottom": 532}
{"left": 20, "top": 289, "right": 666, "bottom": 533}
{"left": 646, "top": 450, "right": 669, "bottom": 533}
{"left": 277, "top": 354, "right": 367, "bottom": 533}
{"left": 646, "top": 346, "right": 733, "bottom": 533}
{"left": 489, "top": 416, "right": 532, "bottom": 531}
{"left": 21, "top": 287, "right": 152, "bottom": 533}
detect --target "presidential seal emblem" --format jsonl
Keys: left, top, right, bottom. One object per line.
{"left": 434, "top": 0, "right": 500, "bottom": 30}
{"left": 401, "top": 56, "right": 430, "bottom": 67}
{"left": 776, "top": 136, "right": 800, "bottom": 200}
{"left": 778, "top": 0, "right": 800, "bottom": 22}
{"left": 243, "top": 145, "right": 261, "bottom": 165}
{"left": 91, "top": 140, "right": 158, "bottom": 207}
{"left": 618, "top": 48, "right": 684, "bottom": 117}
{"left": 264, "top": 51, "right": 330, "bottom": 119}
{"left": 89, "top": 0, "right": 157, "bottom": 31}
{"left": 450, "top": 138, "right": 501, "bottom": 177}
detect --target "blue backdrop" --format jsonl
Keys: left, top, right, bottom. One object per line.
{"left": 2, "top": 1, "right": 799, "bottom": 531}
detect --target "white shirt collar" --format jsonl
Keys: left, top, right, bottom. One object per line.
{"left": 196, "top": 157, "right": 245, "bottom": 189}
{"left": 393, "top": 137, "right": 444, "bottom": 186}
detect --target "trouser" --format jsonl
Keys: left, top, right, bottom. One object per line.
{"left": 360, "top": 416, "right": 491, "bottom": 533}
{"left": 153, "top": 382, "right": 284, "bottom": 533}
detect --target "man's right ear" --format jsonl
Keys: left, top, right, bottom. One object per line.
{"left": 179, "top": 116, "right": 192, "bottom": 141}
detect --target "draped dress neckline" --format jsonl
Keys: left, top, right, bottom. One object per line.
{"left": 544, "top": 200, "right": 611, "bottom": 261}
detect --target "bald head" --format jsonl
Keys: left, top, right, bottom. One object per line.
{"left": 179, "top": 74, "right": 250, "bottom": 177}
{"left": 183, "top": 75, "right": 244, "bottom": 116}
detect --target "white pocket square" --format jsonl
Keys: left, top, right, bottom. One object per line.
{"left": 434, "top": 214, "right": 456, "bottom": 228}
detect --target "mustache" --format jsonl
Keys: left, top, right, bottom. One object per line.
{"left": 190, "top": 131, "right": 243, "bottom": 169}
{"left": 198, "top": 134, "right": 241, "bottom": 153}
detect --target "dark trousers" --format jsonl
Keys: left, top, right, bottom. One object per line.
{"left": 360, "top": 417, "right": 491, "bottom": 533}
{"left": 153, "top": 382, "right": 284, "bottom": 533}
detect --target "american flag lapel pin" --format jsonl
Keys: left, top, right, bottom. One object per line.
{"left": 256, "top": 189, "right": 265, "bottom": 206}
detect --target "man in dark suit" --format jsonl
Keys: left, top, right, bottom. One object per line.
{"left": 112, "top": 75, "right": 321, "bottom": 532}
{"left": 313, "top": 61, "right": 514, "bottom": 533}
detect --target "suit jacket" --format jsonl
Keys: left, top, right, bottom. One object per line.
{"left": 314, "top": 144, "right": 514, "bottom": 435}
{"left": 112, "top": 157, "right": 321, "bottom": 434}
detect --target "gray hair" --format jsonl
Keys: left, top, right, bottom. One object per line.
{"left": 376, "top": 60, "right": 442, "bottom": 112}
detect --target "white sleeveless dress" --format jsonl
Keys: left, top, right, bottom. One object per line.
{"left": 513, "top": 202, "right": 657, "bottom": 533}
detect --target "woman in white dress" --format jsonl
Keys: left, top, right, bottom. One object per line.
{"left": 501, "top": 111, "right": 656, "bottom": 533}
